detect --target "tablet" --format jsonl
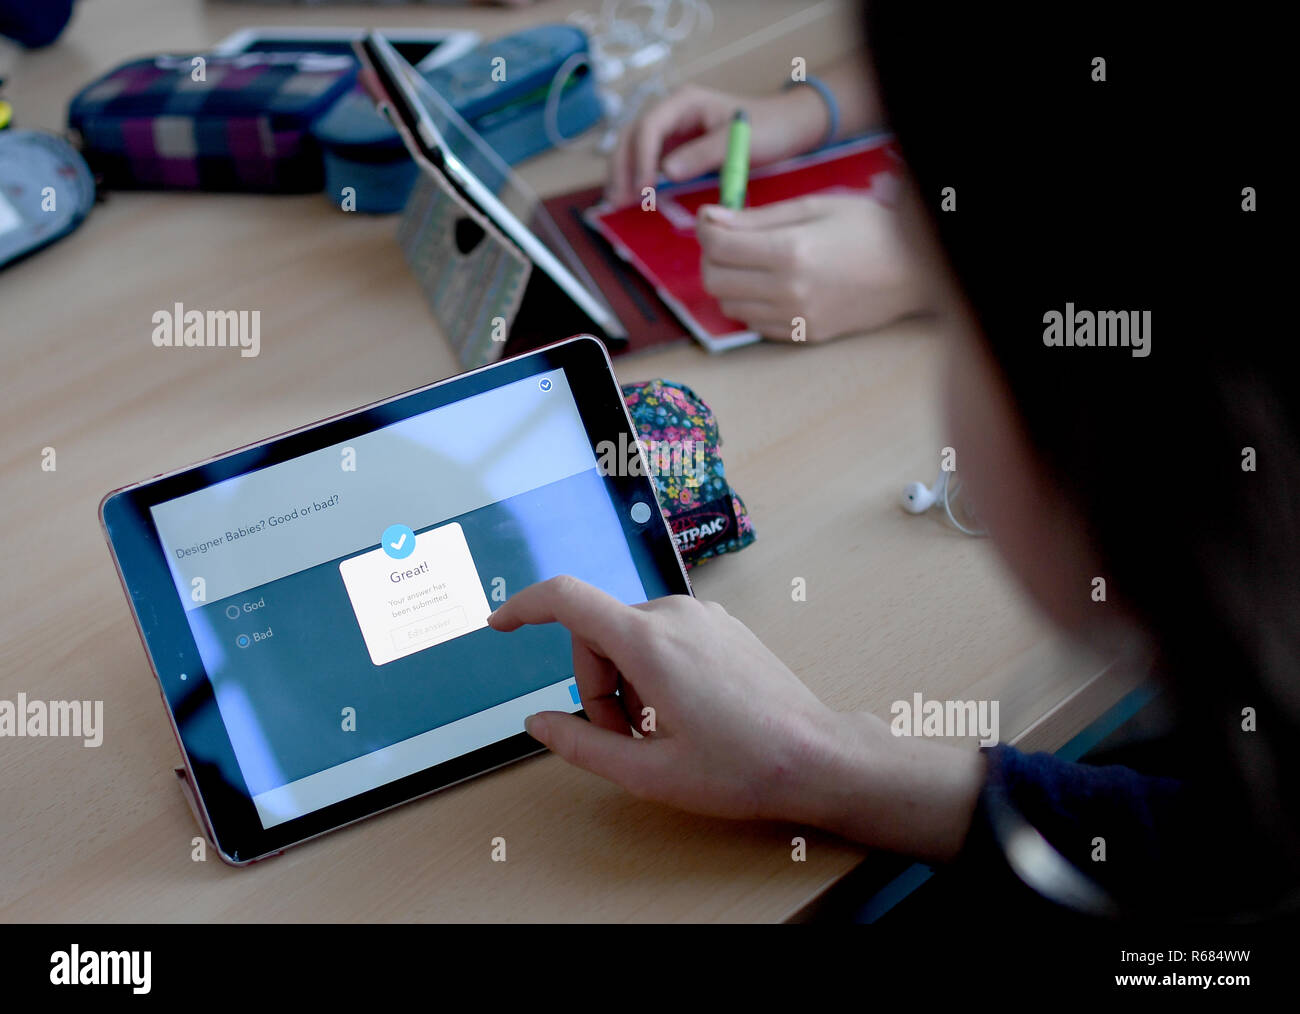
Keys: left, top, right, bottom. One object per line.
{"left": 212, "top": 26, "right": 479, "bottom": 72}
{"left": 100, "top": 336, "right": 691, "bottom": 865}
{"left": 356, "top": 33, "right": 628, "bottom": 355}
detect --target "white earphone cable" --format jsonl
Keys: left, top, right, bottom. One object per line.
{"left": 941, "top": 475, "right": 986, "bottom": 537}
{"left": 565, "top": 0, "right": 714, "bottom": 153}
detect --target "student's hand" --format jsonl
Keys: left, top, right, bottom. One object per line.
{"left": 488, "top": 576, "right": 984, "bottom": 863}
{"left": 695, "top": 194, "right": 923, "bottom": 342}
{"left": 606, "top": 84, "right": 831, "bottom": 207}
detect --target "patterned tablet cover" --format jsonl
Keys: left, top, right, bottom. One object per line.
{"left": 397, "top": 165, "right": 533, "bottom": 368}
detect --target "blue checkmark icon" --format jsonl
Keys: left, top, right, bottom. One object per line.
{"left": 381, "top": 523, "right": 416, "bottom": 560}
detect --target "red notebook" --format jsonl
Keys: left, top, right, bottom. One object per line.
{"left": 585, "top": 134, "right": 903, "bottom": 351}
{"left": 540, "top": 186, "right": 692, "bottom": 357}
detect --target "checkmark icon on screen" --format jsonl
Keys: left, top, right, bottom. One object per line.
{"left": 380, "top": 523, "right": 416, "bottom": 560}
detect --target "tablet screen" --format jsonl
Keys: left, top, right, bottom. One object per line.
{"left": 104, "top": 340, "right": 687, "bottom": 858}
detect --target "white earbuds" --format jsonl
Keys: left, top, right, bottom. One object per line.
{"left": 901, "top": 469, "right": 984, "bottom": 536}
{"left": 901, "top": 472, "right": 947, "bottom": 514}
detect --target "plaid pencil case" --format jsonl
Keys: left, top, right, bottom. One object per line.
{"left": 622, "top": 380, "right": 755, "bottom": 568}
{"left": 67, "top": 53, "right": 357, "bottom": 193}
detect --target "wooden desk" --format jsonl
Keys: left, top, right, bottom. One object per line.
{"left": 0, "top": 0, "right": 1134, "bottom": 922}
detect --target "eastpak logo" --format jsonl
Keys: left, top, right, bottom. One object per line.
{"left": 670, "top": 505, "right": 731, "bottom": 555}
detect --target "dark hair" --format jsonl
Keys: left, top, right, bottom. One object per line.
{"left": 864, "top": 5, "right": 1296, "bottom": 912}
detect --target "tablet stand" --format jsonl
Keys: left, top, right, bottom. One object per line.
{"left": 396, "top": 163, "right": 532, "bottom": 369}
{"left": 173, "top": 766, "right": 214, "bottom": 848}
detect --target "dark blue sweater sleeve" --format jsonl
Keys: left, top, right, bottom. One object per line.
{"left": 954, "top": 744, "right": 1191, "bottom": 913}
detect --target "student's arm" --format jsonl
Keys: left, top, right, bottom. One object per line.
{"left": 803, "top": 59, "right": 884, "bottom": 138}
{"left": 489, "top": 577, "right": 983, "bottom": 863}
{"left": 490, "top": 577, "right": 1228, "bottom": 900}
{"left": 693, "top": 194, "right": 923, "bottom": 342}
{"left": 606, "top": 57, "right": 885, "bottom": 206}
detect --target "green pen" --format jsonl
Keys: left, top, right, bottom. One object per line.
{"left": 719, "top": 109, "right": 751, "bottom": 210}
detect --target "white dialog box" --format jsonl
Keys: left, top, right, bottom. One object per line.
{"left": 339, "top": 522, "right": 491, "bottom": 666}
